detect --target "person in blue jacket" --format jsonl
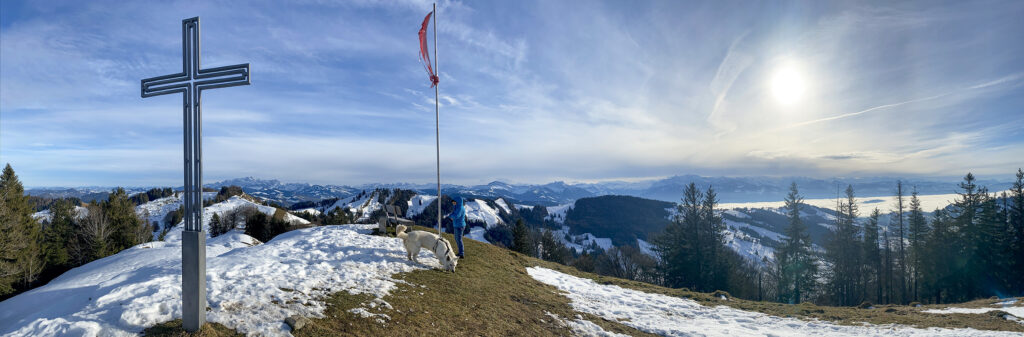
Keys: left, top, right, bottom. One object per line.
{"left": 446, "top": 196, "right": 467, "bottom": 258}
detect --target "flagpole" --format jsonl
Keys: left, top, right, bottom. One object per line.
{"left": 433, "top": 2, "right": 442, "bottom": 236}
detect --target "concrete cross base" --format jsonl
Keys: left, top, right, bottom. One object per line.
{"left": 182, "top": 230, "right": 207, "bottom": 332}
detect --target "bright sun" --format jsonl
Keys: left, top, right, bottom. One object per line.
{"left": 770, "top": 64, "right": 807, "bottom": 105}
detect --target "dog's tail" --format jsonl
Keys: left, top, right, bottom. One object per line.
{"left": 396, "top": 225, "right": 408, "bottom": 239}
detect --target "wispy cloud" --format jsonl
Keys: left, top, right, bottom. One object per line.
{"left": 707, "top": 30, "right": 752, "bottom": 135}
{"left": 778, "top": 72, "right": 1024, "bottom": 131}
{"left": 2, "top": 0, "right": 1023, "bottom": 187}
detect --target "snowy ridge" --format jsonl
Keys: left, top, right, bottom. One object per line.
{"left": 723, "top": 209, "right": 750, "bottom": 219}
{"left": 553, "top": 226, "right": 613, "bottom": 254}
{"left": 135, "top": 194, "right": 184, "bottom": 227}
{"left": 0, "top": 223, "right": 439, "bottom": 337}
{"left": 151, "top": 195, "right": 310, "bottom": 242}
{"left": 356, "top": 197, "right": 383, "bottom": 223}
{"left": 493, "top": 198, "right": 511, "bottom": 214}
{"left": 31, "top": 206, "right": 89, "bottom": 223}
{"left": 545, "top": 202, "right": 574, "bottom": 223}
{"left": 406, "top": 194, "right": 437, "bottom": 218}
{"left": 315, "top": 190, "right": 387, "bottom": 223}
{"left": 134, "top": 192, "right": 219, "bottom": 228}
{"left": 402, "top": 194, "right": 505, "bottom": 227}
{"left": 528, "top": 267, "right": 1023, "bottom": 336}
{"left": 291, "top": 207, "right": 321, "bottom": 216}
{"left": 724, "top": 228, "right": 775, "bottom": 262}
{"left": 464, "top": 199, "right": 503, "bottom": 227}
{"left": 724, "top": 219, "right": 785, "bottom": 242}
{"left": 637, "top": 239, "right": 657, "bottom": 258}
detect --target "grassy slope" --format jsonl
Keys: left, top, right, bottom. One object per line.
{"left": 147, "top": 225, "right": 1024, "bottom": 336}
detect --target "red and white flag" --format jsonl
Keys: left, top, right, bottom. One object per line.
{"left": 419, "top": 11, "right": 439, "bottom": 87}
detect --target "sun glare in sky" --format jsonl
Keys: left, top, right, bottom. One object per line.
{"left": 770, "top": 62, "right": 808, "bottom": 106}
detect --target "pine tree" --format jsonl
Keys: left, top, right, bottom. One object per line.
{"left": 538, "top": 229, "right": 571, "bottom": 264}
{"left": 511, "top": 219, "right": 534, "bottom": 256}
{"left": 209, "top": 213, "right": 222, "bottom": 237}
{"left": 907, "top": 188, "right": 928, "bottom": 302}
{"left": 0, "top": 193, "right": 14, "bottom": 296}
{"left": 826, "top": 185, "right": 862, "bottom": 306}
{"left": 0, "top": 164, "right": 46, "bottom": 293}
{"left": 104, "top": 188, "right": 149, "bottom": 252}
{"left": 1010, "top": 169, "right": 1024, "bottom": 295}
{"left": 882, "top": 213, "right": 894, "bottom": 303}
{"left": 862, "top": 208, "right": 882, "bottom": 304}
{"left": 269, "top": 210, "right": 289, "bottom": 239}
{"left": 923, "top": 209, "right": 954, "bottom": 303}
{"left": 43, "top": 199, "right": 75, "bottom": 269}
{"left": 245, "top": 212, "right": 270, "bottom": 242}
{"left": 654, "top": 183, "right": 701, "bottom": 289}
{"left": 976, "top": 192, "right": 1009, "bottom": 295}
{"left": 952, "top": 173, "right": 981, "bottom": 301}
{"left": 893, "top": 181, "right": 908, "bottom": 304}
{"left": 683, "top": 183, "right": 704, "bottom": 289}
{"left": 700, "top": 185, "right": 728, "bottom": 292}
{"left": 776, "top": 182, "right": 817, "bottom": 304}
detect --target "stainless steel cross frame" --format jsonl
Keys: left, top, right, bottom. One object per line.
{"left": 140, "top": 17, "right": 250, "bottom": 332}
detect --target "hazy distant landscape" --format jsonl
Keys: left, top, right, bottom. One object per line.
{"left": 25, "top": 174, "right": 1016, "bottom": 207}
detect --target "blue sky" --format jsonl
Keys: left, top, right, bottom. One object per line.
{"left": 1, "top": 0, "right": 1023, "bottom": 187}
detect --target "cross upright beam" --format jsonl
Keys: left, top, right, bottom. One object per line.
{"left": 141, "top": 16, "right": 250, "bottom": 333}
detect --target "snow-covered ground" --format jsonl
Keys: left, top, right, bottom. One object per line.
{"left": 31, "top": 206, "right": 89, "bottom": 223}
{"left": 545, "top": 311, "right": 629, "bottom": 337}
{"left": 724, "top": 228, "right": 776, "bottom": 262}
{"left": 149, "top": 195, "right": 310, "bottom": 242}
{"left": 0, "top": 224, "right": 442, "bottom": 337}
{"left": 494, "top": 198, "right": 511, "bottom": 214}
{"left": 404, "top": 194, "right": 504, "bottom": 227}
{"left": 637, "top": 239, "right": 657, "bottom": 258}
{"left": 553, "top": 226, "right": 613, "bottom": 254}
{"left": 406, "top": 194, "right": 437, "bottom": 218}
{"left": 723, "top": 209, "right": 750, "bottom": 219}
{"left": 353, "top": 196, "right": 382, "bottom": 223}
{"left": 718, "top": 191, "right": 1004, "bottom": 214}
{"left": 465, "top": 226, "right": 490, "bottom": 243}
{"left": 922, "top": 299, "right": 1024, "bottom": 325}
{"left": 291, "top": 208, "right": 321, "bottom": 216}
{"left": 136, "top": 195, "right": 182, "bottom": 227}
{"left": 322, "top": 192, "right": 377, "bottom": 221}
{"left": 528, "top": 267, "right": 1024, "bottom": 336}
{"left": 464, "top": 199, "right": 503, "bottom": 227}
{"left": 133, "top": 192, "right": 218, "bottom": 228}
{"left": 545, "top": 202, "right": 574, "bottom": 223}
{"left": 724, "top": 219, "right": 786, "bottom": 242}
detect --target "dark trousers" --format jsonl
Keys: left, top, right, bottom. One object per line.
{"left": 454, "top": 226, "right": 465, "bottom": 256}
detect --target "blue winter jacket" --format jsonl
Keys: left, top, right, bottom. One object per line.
{"left": 448, "top": 196, "right": 466, "bottom": 228}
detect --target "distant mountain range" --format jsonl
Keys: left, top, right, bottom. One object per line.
{"left": 25, "top": 187, "right": 151, "bottom": 203}
{"left": 27, "top": 175, "right": 1013, "bottom": 207}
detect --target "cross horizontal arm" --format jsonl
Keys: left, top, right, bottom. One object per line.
{"left": 196, "top": 63, "right": 250, "bottom": 91}
{"left": 141, "top": 73, "right": 190, "bottom": 98}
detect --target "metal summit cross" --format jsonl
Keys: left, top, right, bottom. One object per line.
{"left": 140, "top": 17, "right": 250, "bottom": 332}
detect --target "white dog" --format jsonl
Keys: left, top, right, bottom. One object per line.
{"left": 396, "top": 225, "right": 458, "bottom": 272}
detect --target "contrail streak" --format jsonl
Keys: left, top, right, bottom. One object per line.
{"left": 779, "top": 72, "right": 1024, "bottom": 131}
